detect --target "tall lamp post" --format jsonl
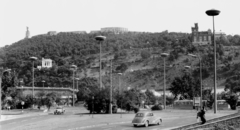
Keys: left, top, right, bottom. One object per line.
{"left": 42, "top": 80, "right": 45, "bottom": 87}
{"left": 0, "top": 68, "right": 11, "bottom": 119}
{"left": 71, "top": 65, "right": 77, "bottom": 107}
{"left": 185, "top": 65, "right": 196, "bottom": 107}
{"left": 118, "top": 73, "right": 122, "bottom": 118}
{"left": 109, "top": 59, "right": 113, "bottom": 114}
{"left": 188, "top": 54, "right": 202, "bottom": 109}
{"left": 75, "top": 78, "right": 79, "bottom": 90}
{"left": 20, "top": 79, "right": 24, "bottom": 94}
{"left": 206, "top": 9, "right": 220, "bottom": 114}
{"left": 30, "top": 57, "right": 38, "bottom": 103}
{"left": 92, "top": 96, "right": 94, "bottom": 118}
{"left": 161, "top": 53, "right": 169, "bottom": 109}
{"left": 95, "top": 36, "right": 106, "bottom": 89}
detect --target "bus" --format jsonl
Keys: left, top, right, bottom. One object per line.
{"left": 173, "top": 100, "right": 229, "bottom": 110}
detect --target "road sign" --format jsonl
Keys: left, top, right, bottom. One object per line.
{"left": 194, "top": 97, "right": 200, "bottom": 106}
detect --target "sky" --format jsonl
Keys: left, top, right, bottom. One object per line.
{"left": 1, "top": 0, "right": 239, "bottom": 47}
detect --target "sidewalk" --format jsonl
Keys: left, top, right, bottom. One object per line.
{"left": 0, "top": 106, "right": 89, "bottom": 122}
{"left": 0, "top": 109, "right": 49, "bottom": 122}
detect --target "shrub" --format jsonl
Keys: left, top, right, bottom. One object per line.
{"left": 133, "top": 107, "right": 139, "bottom": 113}
{"left": 151, "top": 104, "right": 163, "bottom": 111}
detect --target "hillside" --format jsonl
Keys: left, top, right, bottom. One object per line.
{"left": 1, "top": 32, "right": 240, "bottom": 91}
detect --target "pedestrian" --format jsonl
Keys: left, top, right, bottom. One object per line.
{"left": 197, "top": 107, "right": 206, "bottom": 124}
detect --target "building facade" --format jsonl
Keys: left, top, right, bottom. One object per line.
{"left": 42, "top": 58, "right": 52, "bottom": 68}
{"left": 191, "top": 23, "right": 212, "bottom": 46}
{"left": 100, "top": 27, "right": 128, "bottom": 34}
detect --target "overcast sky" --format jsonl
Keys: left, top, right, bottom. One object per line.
{"left": 1, "top": 0, "right": 239, "bottom": 47}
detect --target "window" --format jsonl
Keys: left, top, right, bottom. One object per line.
{"left": 194, "top": 36, "right": 197, "bottom": 42}
{"left": 135, "top": 113, "right": 144, "bottom": 117}
{"left": 147, "top": 113, "right": 153, "bottom": 116}
{"left": 204, "top": 36, "right": 207, "bottom": 41}
{"left": 199, "top": 36, "right": 202, "bottom": 42}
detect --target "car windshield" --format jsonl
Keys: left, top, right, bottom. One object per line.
{"left": 135, "top": 113, "right": 145, "bottom": 117}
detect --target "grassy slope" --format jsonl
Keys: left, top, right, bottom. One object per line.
{"left": 81, "top": 46, "right": 240, "bottom": 90}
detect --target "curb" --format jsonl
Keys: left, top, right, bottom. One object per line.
{"left": 68, "top": 121, "right": 130, "bottom": 130}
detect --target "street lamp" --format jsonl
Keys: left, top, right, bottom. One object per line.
{"left": 184, "top": 65, "right": 191, "bottom": 70}
{"left": 206, "top": 9, "right": 220, "bottom": 114}
{"left": 70, "top": 65, "right": 77, "bottom": 107}
{"left": 42, "top": 80, "right": 45, "bottom": 87}
{"left": 188, "top": 54, "right": 202, "bottom": 109}
{"left": 19, "top": 79, "right": 24, "bottom": 94}
{"left": 184, "top": 65, "right": 196, "bottom": 109}
{"left": 110, "top": 59, "right": 113, "bottom": 114}
{"left": 92, "top": 96, "right": 94, "bottom": 118}
{"left": 118, "top": 73, "right": 123, "bottom": 118}
{"left": 75, "top": 78, "right": 79, "bottom": 91}
{"left": 161, "top": 53, "right": 169, "bottom": 110}
{"left": 0, "top": 68, "right": 11, "bottom": 119}
{"left": 30, "top": 56, "right": 38, "bottom": 106}
{"left": 95, "top": 35, "right": 106, "bottom": 89}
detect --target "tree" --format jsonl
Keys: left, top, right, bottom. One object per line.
{"left": 35, "top": 91, "right": 46, "bottom": 109}
{"left": 222, "top": 92, "right": 238, "bottom": 110}
{"left": 84, "top": 88, "right": 110, "bottom": 114}
{"left": 44, "top": 92, "right": 60, "bottom": 111}
{"left": 145, "top": 89, "right": 156, "bottom": 105}
{"left": 115, "top": 63, "right": 128, "bottom": 73}
{"left": 225, "top": 74, "right": 240, "bottom": 93}
{"left": 169, "top": 73, "right": 200, "bottom": 99}
{"left": 141, "top": 50, "right": 151, "bottom": 59}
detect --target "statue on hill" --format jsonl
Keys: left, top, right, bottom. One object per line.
{"left": 25, "top": 26, "right": 30, "bottom": 39}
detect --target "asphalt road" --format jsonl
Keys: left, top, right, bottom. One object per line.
{"left": 0, "top": 108, "right": 237, "bottom": 130}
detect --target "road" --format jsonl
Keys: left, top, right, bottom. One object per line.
{"left": 0, "top": 108, "right": 237, "bottom": 130}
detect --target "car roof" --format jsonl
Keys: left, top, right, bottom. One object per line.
{"left": 136, "top": 111, "right": 152, "bottom": 114}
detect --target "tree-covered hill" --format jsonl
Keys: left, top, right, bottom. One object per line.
{"left": 1, "top": 31, "right": 240, "bottom": 91}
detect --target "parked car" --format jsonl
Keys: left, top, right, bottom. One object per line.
{"left": 132, "top": 111, "right": 162, "bottom": 127}
{"left": 54, "top": 106, "right": 65, "bottom": 115}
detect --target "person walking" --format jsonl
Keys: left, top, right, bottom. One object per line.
{"left": 197, "top": 107, "right": 206, "bottom": 124}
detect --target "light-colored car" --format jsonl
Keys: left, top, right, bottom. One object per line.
{"left": 54, "top": 106, "right": 65, "bottom": 115}
{"left": 132, "top": 111, "right": 162, "bottom": 127}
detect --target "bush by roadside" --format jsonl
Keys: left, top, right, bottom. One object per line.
{"left": 151, "top": 104, "right": 163, "bottom": 111}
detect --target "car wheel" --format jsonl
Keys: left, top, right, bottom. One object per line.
{"left": 144, "top": 121, "right": 149, "bottom": 127}
{"left": 133, "top": 124, "right": 137, "bottom": 127}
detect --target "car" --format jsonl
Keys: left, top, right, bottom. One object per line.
{"left": 54, "top": 106, "right": 65, "bottom": 115}
{"left": 132, "top": 111, "right": 162, "bottom": 127}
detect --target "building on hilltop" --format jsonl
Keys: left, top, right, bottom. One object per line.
{"left": 47, "top": 31, "right": 58, "bottom": 36}
{"left": 70, "top": 31, "right": 87, "bottom": 34}
{"left": 42, "top": 58, "right": 52, "bottom": 68}
{"left": 215, "top": 31, "right": 226, "bottom": 39}
{"left": 37, "top": 58, "right": 53, "bottom": 70}
{"left": 89, "top": 30, "right": 101, "bottom": 34}
{"left": 191, "top": 23, "right": 226, "bottom": 46}
{"left": 101, "top": 27, "right": 128, "bottom": 34}
{"left": 191, "top": 23, "right": 212, "bottom": 46}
